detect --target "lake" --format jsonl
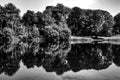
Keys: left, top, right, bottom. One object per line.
{"left": 0, "top": 42, "right": 120, "bottom": 80}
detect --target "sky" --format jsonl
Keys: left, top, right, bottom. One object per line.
{"left": 0, "top": 0, "right": 119, "bottom": 16}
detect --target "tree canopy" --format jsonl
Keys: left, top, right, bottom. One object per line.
{"left": 67, "top": 7, "right": 114, "bottom": 37}
{"left": 0, "top": 3, "right": 120, "bottom": 37}
{"left": 43, "top": 3, "right": 71, "bottom": 26}
{"left": 0, "top": 3, "right": 20, "bottom": 29}
{"left": 113, "top": 13, "right": 120, "bottom": 34}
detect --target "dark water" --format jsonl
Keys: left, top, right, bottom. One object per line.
{"left": 1, "top": 42, "right": 120, "bottom": 80}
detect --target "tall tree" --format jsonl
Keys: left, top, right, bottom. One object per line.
{"left": 43, "top": 3, "right": 71, "bottom": 25}
{"left": 22, "top": 10, "right": 36, "bottom": 27}
{"left": 0, "top": 5, "right": 5, "bottom": 29}
{"left": 0, "top": 3, "right": 21, "bottom": 29}
{"left": 113, "top": 13, "right": 120, "bottom": 34}
{"left": 4, "top": 3, "right": 20, "bottom": 22}
{"left": 35, "top": 11, "right": 45, "bottom": 29}
{"left": 67, "top": 7, "right": 114, "bottom": 37}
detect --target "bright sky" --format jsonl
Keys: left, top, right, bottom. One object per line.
{"left": 0, "top": 0, "right": 119, "bottom": 16}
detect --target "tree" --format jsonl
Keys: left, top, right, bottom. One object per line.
{"left": 43, "top": 3, "right": 71, "bottom": 25}
{"left": 42, "top": 22, "right": 71, "bottom": 49}
{"left": 0, "top": 5, "right": 5, "bottom": 29}
{"left": 22, "top": 10, "right": 36, "bottom": 27}
{"left": 0, "top": 3, "right": 21, "bottom": 29}
{"left": 67, "top": 7, "right": 84, "bottom": 36}
{"left": 67, "top": 7, "right": 114, "bottom": 37}
{"left": 43, "top": 6, "right": 55, "bottom": 26}
{"left": 3, "top": 3, "right": 21, "bottom": 29}
{"left": 35, "top": 11, "right": 45, "bottom": 29}
{"left": 4, "top": 3, "right": 20, "bottom": 21}
{"left": 113, "top": 13, "right": 120, "bottom": 34}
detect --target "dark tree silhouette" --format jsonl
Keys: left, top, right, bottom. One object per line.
{"left": 22, "top": 10, "right": 36, "bottom": 27}
{"left": 112, "top": 44, "right": 120, "bottom": 66}
{"left": 66, "top": 43, "right": 113, "bottom": 72}
{"left": 0, "top": 3, "right": 20, "bottom": 29}
{"left": 22, "top": 46, "right": 45, "bottom": 68}
{"left": 113, "top": 13, "right": 120, "bottom": 34}
{"left": 0, "top": 49, "right": 21, "bottom": 76}
{"left": 0, "top": 5, "right": 5, "bottom": 29}
{"left": 43, "top": 3, "right": 71, "bottom": 25}
{"left": 4, "top": 3, "right": 20, "bottom": 21}
{"left": 35, "top": 11, "right": 45, "bottom": 29}
{"left": 67, "top": 7, "right": 114, "bottom": 37}
{"left": 42, "top": 54, "right": 70, "bottom": 75}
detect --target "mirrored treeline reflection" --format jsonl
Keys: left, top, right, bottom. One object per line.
{"left": 112, "top": 44, "right": 120, "bottom": 67}
{"left": 67, "top": 43, "right": 113, "bottom": 72}
{"left": 1, "top": 40, "right": 120, "bottom": 76}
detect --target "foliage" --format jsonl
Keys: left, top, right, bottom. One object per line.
{"left": 112, "top": 44, "right": 120, "bottom": 66}
{"left": 66, "top": 43, "right": 113, "bottom": 72}
{"left": 1, "top": 3, "right": 116, "bottom": 37}
{"left": 36, "top": 11, "right": 45, "bottom": 28}
{"left": 67, "top": 7, "right": 114, "bottom": 37}
{"left": 113, "top": 13, "right": 120, "bottom": 34}
{"left": 0, "top": 3, "right": 20, "bottom": 29}
{"left": 22, "top": 10, "right": 36, "bottom": 27}
{"left": 43, "top": 3, "right": 71, "bottom": 26}
{"left": 4, "top": 3, "right": 20, "bottom": 21}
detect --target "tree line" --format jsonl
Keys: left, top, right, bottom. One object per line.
{"left": 0, "top": 3, "right": 120, "bottom": 37}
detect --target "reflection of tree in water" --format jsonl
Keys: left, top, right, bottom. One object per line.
{"left": 0, "top": 42, "right": 116, "bottom": 76}
{"left": 0, "top": 49, "right": 21, "bottom": 76}
{"left": 22, "top": 48, "right": 45, "bottom": 68}
{"left": 42, "top": 41, "right": 71, "bottom": 75}
{"left": 66, "top": 43, "right": 113, "bottom": 72}
{"left": 1, "top": 35, "right": 120, "bottom": 76}
{"left": 42, "top": 54, "right": 70, "bottom": 75}
{"left": 112, "top": 45, "right": 120, "bottom": 66}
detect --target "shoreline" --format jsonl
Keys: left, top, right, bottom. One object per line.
{"left": 70, "top": 36, "right": 120, "bottom": 44}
